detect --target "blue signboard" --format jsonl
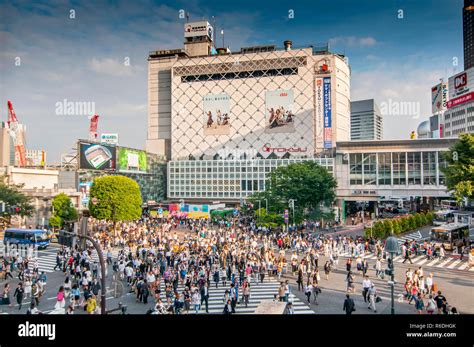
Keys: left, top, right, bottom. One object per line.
{"left": 323, "top": 77, "right": 332, "bottom": 149}
{"left": 233, "top": 209, "right": 239, "bottom": 216}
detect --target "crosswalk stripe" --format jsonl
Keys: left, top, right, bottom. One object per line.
{"left": 436, "top": 259, "right": 453, "bottom": 268}
{"left": 427, "top": 258, "right": 440, "bottom": 267}
{"left": 415, "top": 258, "right": 428, "bottom": 266}
{"left": 410, "top": 255, "right": 425, "bottom": 264}
{"left": 469, "top": 266, "right": 474, "bottom": 272}
{"left": 447, "top": 260, "right": 462, "bottom": 269}
{"left": 458, "top": 263, "right": 469, "bottom": 270}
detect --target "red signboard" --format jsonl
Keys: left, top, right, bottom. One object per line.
{"left": 447, "top": 91, "right": 474, "bottom": 108}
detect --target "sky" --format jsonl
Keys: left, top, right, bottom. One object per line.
{"left": 0, "top": 0, "right": 465, "bottom": 162}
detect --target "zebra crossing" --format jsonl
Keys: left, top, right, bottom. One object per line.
{"left": 0, "top": 245, "right": 116, "bottom": 274}
{"left": 397, "top": 231, "right": 425, "bottom": 245}
{"left": 337, "top": 250, "right": 474, "bottom": 272}
{"left": 127, "top": 278, "right": 315, "bottom": 314}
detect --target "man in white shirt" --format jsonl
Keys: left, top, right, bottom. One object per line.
{"left": 362, "top": 275, "right": 372, "bottom": 303}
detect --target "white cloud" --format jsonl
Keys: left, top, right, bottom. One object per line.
{"left": 351, "top": 64, "right": 445, "bottom": 139}
{"left": 88, "top": 58, "right": 142, "bottom": 77}
{"left": 329, "top": 36, "right": 377, "bottom": 48}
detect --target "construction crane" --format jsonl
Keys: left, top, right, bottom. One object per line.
{"left": 7, "top": 100, "right": 27, "bottom": 167}
{"left": 89, "top": 114, "right": 99, "bottom": 141}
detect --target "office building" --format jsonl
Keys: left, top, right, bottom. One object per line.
{"left": 350, "top": 99, "right": 383, "bottom": 140}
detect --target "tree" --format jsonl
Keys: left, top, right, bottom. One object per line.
{"left": 50, "top": 193, "right": 78, "bottom": 228}
{"left": 407, "top": 215, "right": 416, "bottom": 231}
{"left": 89, "top": 176, "right": 142, "bottom": 225}
{"left": 248, "top": 161, "right": 337, "bottom": 222}
{"left": 442, "top": 133, "right": 474, "bottom": 205}
{"left": 383, "top": 220, "right": 393, "bottom": 236}
{"left": 0, "top": 178, "right": 34, "bottom": 218}
{"left": 425, "top": 211, "right": 434, "bottom": 224}
{"left": 392, "top": 219, "right": 402, "bottom": 235}
{"left": 413, "top": 213, "right": 422, "bottom": 228}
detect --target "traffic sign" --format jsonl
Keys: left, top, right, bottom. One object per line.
{"left": 233, "top": 209, "right": 239, "bottom": 216}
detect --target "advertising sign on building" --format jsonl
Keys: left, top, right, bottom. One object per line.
{"left": 79, "top": 142, "right": 116, "bottom": 171}
{"left": 203, "top": 93, "right": 231, "bottom": 136}
{"left": 117, "top": 147, "right": 147, "bottom": 173}
{"left": 448, "top": 67, "right": 473, "bottom": 99}
{"left": 447, "top": 91, "right": 474, "bottom": 109}
{"left": 100, "top": 133, "right": 119, "bottom": 145}
{"left": 79, "top": 181, "right": 92, "bottom": 207}
{"left": 264, "top": 89, "right": 295, "bottom": 134}
{"left": 431, "top": 82, "right": 449, "bottom": 114}
{"left": 315, "top": 78, "right": 324, "bottom": 149}
{"left": 323, "top": 77, "right": 332, "bottom": 149}
{"left": 184, "top": 21, "right": 213, "bottom": 40}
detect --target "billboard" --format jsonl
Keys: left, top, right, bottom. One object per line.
{"left": 431, "top": 82, "right": 449, "bottom": 114}
{"left": 323, "top": 77, "right": 332, "bottom": 149}
{"left": 79, "top": 142, "right": 116, "bottom": 170}
{"left": 264, "top": 89, "right": 295, "bottom": 134}
{"left": 79, "top": 181, "right": 92, "bottom": 207}
{"left": 117, "top": 147, "right": 147, "bottom": 173}
{"left": 203, "top": 93, "right": 231, "bottom": 136}
{"left": 448, "top": 67, "right": 473, "bottom": 99}
{"left": 184, "top": 21, "right": 213, "bottom": 40}
{"left": 315, "top": 78, "right": 324, "bottom": 149}
{"left": 100, "top": 133, "right": 119, "bottom": 145}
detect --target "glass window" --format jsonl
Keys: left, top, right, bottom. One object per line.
{"left": 438, "top": 152, "right": 448, "bottom": 186}
{"left": 363, "top": 153, "right": 376, "bottom": 185}
{"left": 423, "top": 152, "right": 436, "bottom": 185}
{"left": 393, "top": 152, "right": 406, "bottom": 185}
{"left": 407, "top": 152, "right": 421, "bottom": 185}
{"left": 350, "top": 153, "right": 363, "bottom": 185}
{"left": 377, "top": 153, "right": 391, "bottom": 185}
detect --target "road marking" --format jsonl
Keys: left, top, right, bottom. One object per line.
{"left": 415, "top": 258, "right": 428, "bottom": 266}
{"left": 458, "top": 263, "right": 469, "bottom": 270}
{"left": 436, "top": 259, "right": 453, "bottom": 268}
{"left": 447, "top": 260, "right": 462, "bottom": 269}
{"left": 427, "top": 258, "right": 440, "bottom": 267}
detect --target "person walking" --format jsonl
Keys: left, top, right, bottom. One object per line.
{"left": 362, "top": 276, "right": 372, "bottom": 303}
{"left": 192, "top": 289, "right": 201, "bottom": 314}
{"left": 324, "top": 261, "right": 331, "bottom": 280}
{"left": 402, "top": 246, "right": 413, "bottom": 264}
{"left": 242, "top": 280, "right": 250, "bottom": 308}
{"left": 343, "top": 294, "right": 356, "bottom": 315}
{"left": 312, "top": 281, "right": 320, "bottom": 305}
{"left": 304, "top": 281, "right": 313, "bottom": 303}
{"left": 414, "top": 293, "right": 425, "bottom": 314}
{"left": 13, "top": 282, "right": 24, "bottom": 310}
{"left": 426, "top": 295, "right": 436, "bottom": 314}
{"left": 367, "top": 284, "right": 377, "bottom": 313}
{"left": 200, "top": 282, "right": 209, "bottom": 313}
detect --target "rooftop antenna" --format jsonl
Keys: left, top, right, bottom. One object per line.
{"left": 221, "top": 29, "right": 225, "bottom": 48}
{"left": 186, "top": 12, "right": 189, "bottom": 23}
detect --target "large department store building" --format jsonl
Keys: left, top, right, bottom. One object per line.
{"left": 146, "top": 21, "right": 455, "bottom": 219}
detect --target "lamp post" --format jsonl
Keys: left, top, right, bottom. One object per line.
{"left": 62, "top": 228, "right": 107, "bottom": 314}
{"left": 385, "top": 236, "right": 400, "bottom": 315}
{"left": 288, "top": 199, "right": 297, "bottom": 227}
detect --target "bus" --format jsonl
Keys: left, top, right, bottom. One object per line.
{"left": 433, "top": 210, "right": 455, "bottom": 226}
{"left": 3, "top": 229, "right": 50, "bottom": 249}
{"left": 440, "top": 200, "right": 458, "bottom": 210}
{"left": 430, "top": 223, "right": 469, "bottom": 251}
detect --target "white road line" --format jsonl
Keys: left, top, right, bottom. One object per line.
{"left": 447, "top": 260, "right": 462, "bottom": 269}
{"left": 436, "top": 259, "right": 453, "bottom": 268}
{"left": 458, "top": 263, "right": 469, "bottom": 270}
{"left": 427, "top": 258, "right": 440, "bottom": 267}
{"left": 415, "top": 258, "right": 429, "bottom": 266}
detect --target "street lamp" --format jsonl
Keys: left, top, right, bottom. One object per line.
{"left": 385, "top": 236, "right": 400, "bottom": 315}
{"left": 288, "top": 199, "right": 297, "bottom": 227}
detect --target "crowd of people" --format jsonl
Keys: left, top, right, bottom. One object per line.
{"left": 0, "top": 215, "right": 464, "bottom": 315}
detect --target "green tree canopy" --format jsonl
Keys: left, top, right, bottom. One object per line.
{"left": 89, "top": 175, "right": 142, "bottom": 222}
{"left": 248, "top": 161, "right": 337, "bottom": 222}
{"left": 0, "top": 178, "right": 34, "bottom": 217}
{"left": 50, "top": 193, "right": 77, "bottom": 227}
{"left": 442, "top": 133, "right": 474, "bottom": 205}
